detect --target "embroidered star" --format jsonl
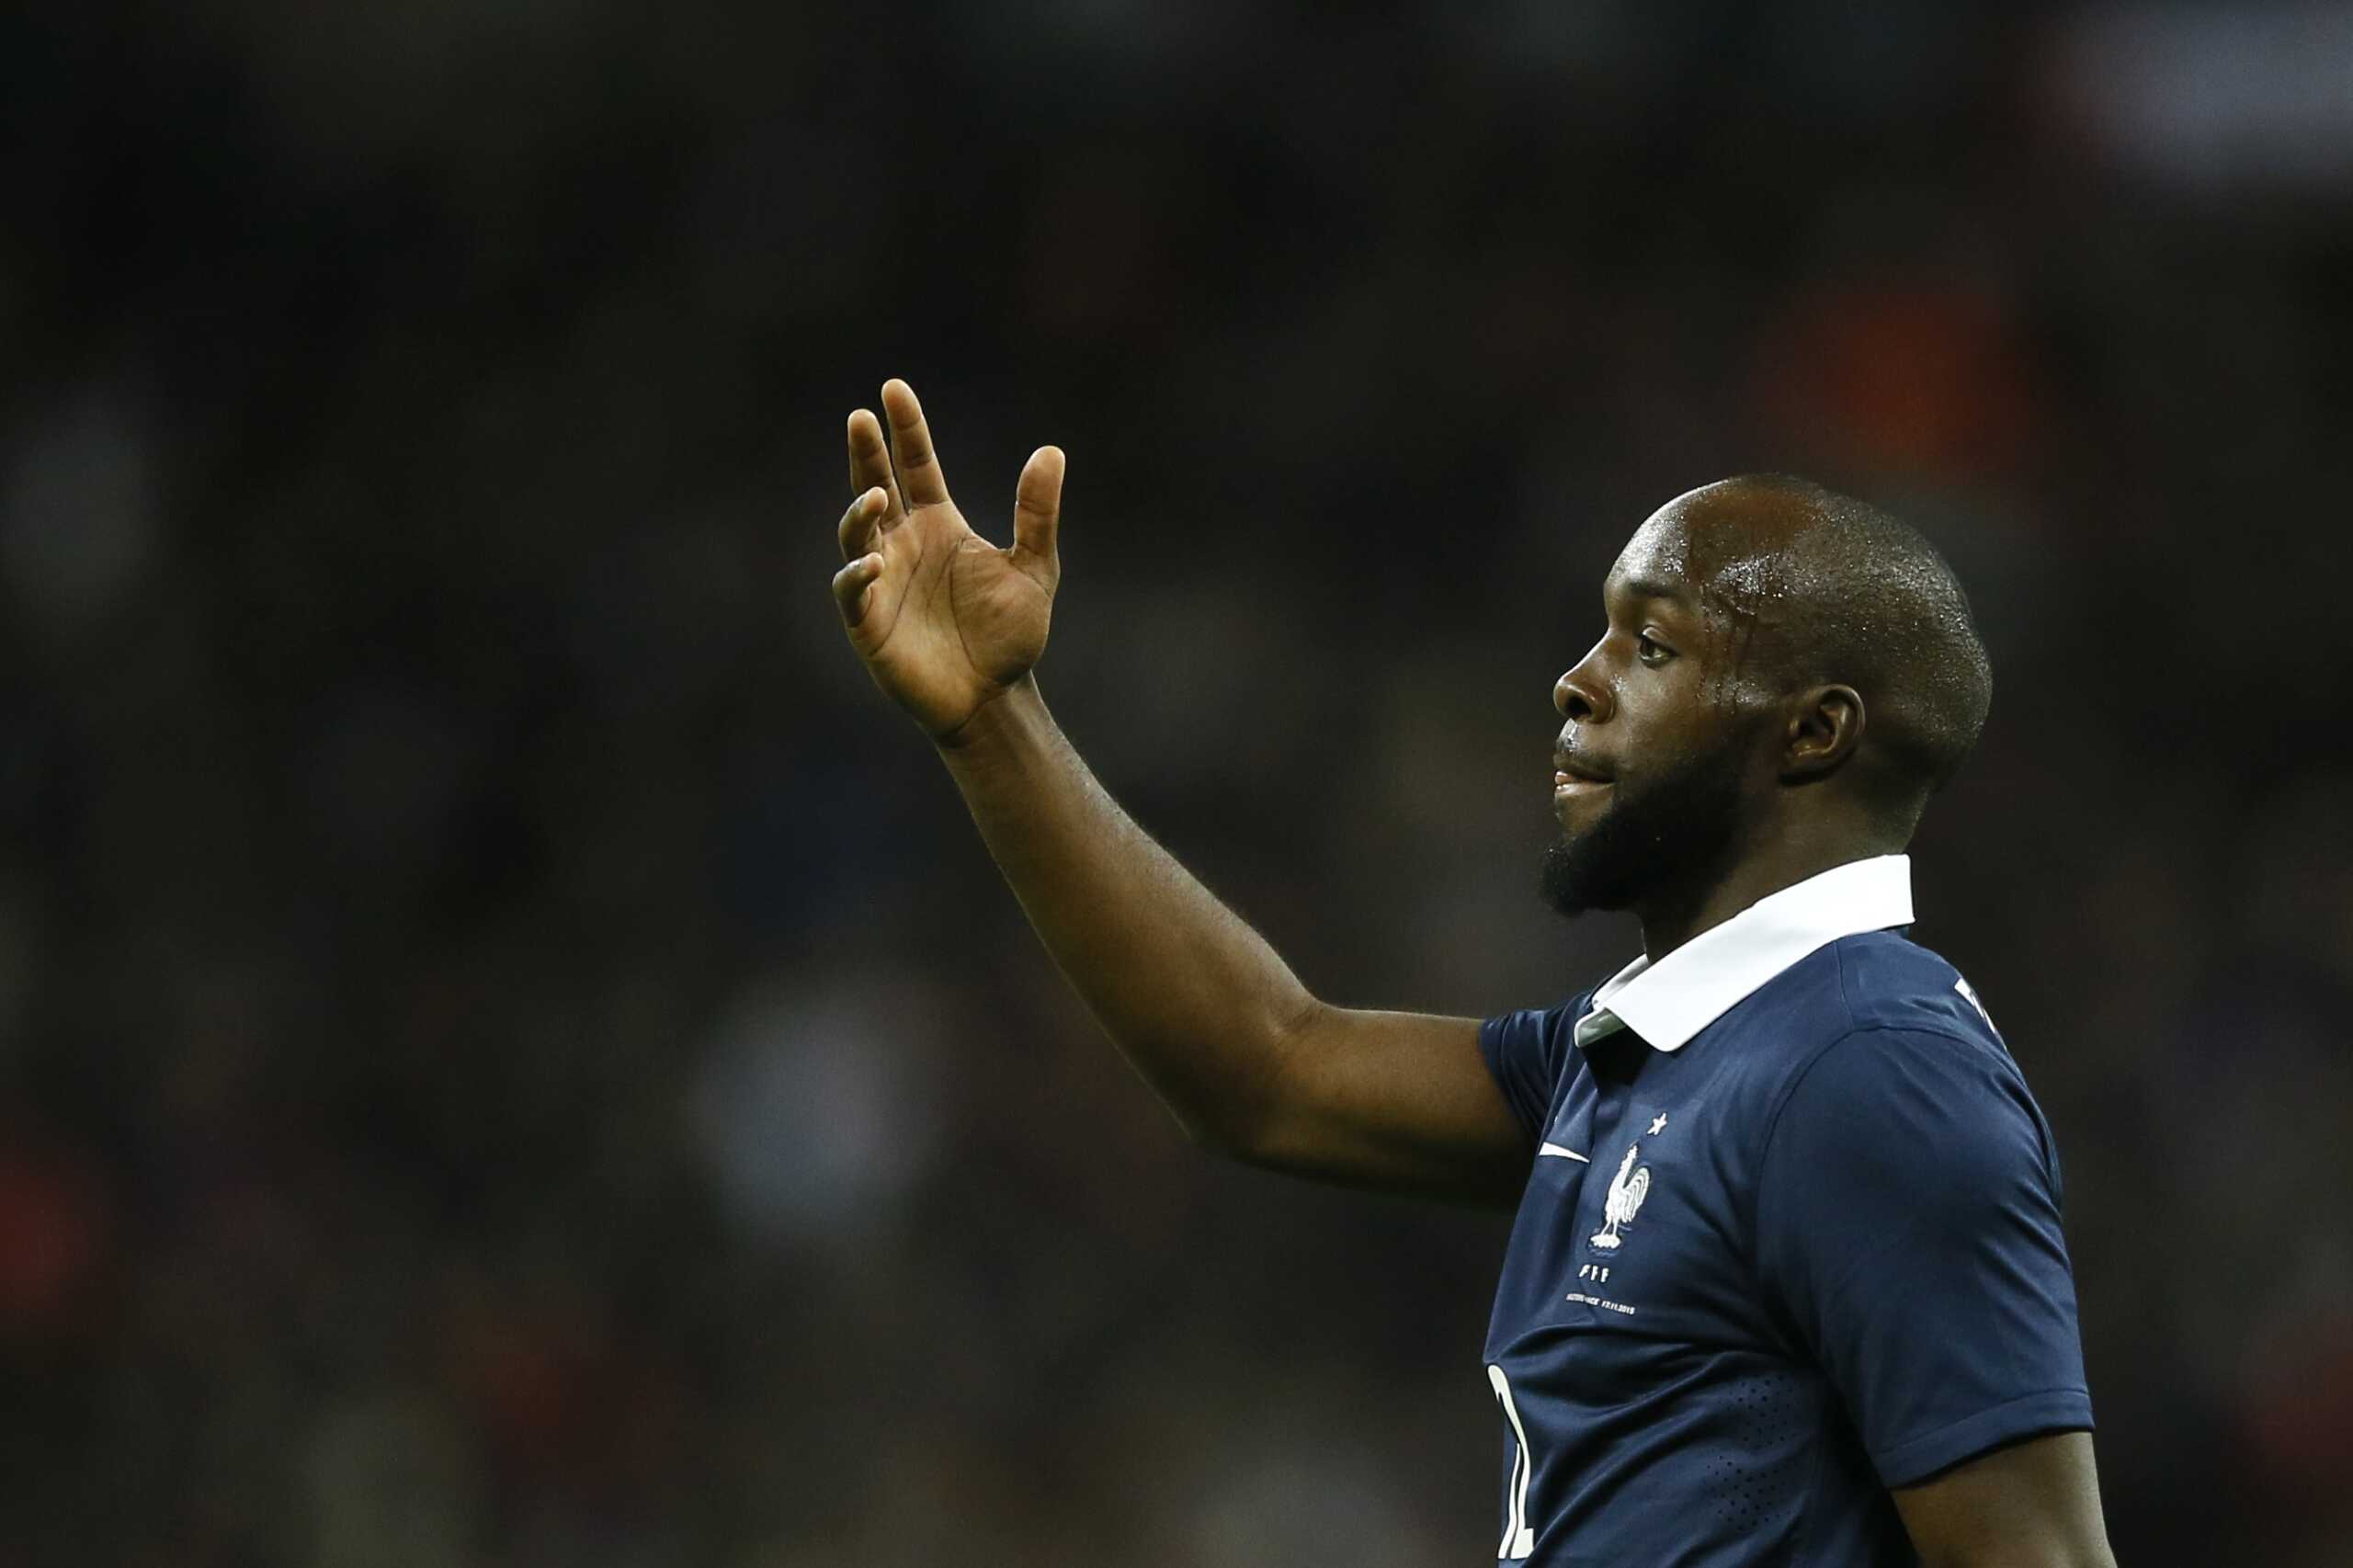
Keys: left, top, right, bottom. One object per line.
{"left": 1647, "top": 1113, "right": 1668, "bottom": 1135}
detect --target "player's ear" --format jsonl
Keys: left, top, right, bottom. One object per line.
{"left": 1782, "top": 685, "right": 1863, "bottom": 780}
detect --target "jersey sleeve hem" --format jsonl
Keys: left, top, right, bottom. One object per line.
{"left": 1873, "top": 1388, "right": 2096, "bottom": 1488}
{"left": 1476, "top": 1013, "right": 1541, "bottom": 1143}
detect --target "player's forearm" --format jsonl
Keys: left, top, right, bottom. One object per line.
{"left": 937, "top": 676, "right": 1313, "bottom": 1150}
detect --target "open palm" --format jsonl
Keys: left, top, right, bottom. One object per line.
{"left": 830, "top": 380, "right": 1065, "bottom": 740}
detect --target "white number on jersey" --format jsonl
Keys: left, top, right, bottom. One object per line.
{"left": 1487, "top": 1364, "right": 1536, "bottom": 1559}
{"left": 1955, "top": 975, "right": 1998, "bottom": 1034}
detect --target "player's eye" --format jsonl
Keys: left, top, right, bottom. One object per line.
{"left": 1636, "top": 632, "right": 1674, "bottom": 666}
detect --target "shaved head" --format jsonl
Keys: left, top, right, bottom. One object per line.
{"left": 1647, "top": 474, "right": 1994, "bottom": 826}
{"left": 1543, "top": 473, "right": 1994, "bottom": 929}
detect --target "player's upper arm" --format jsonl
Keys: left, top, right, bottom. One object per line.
{"left": 1228, "top": 1001, "right": 1537, "bottom": 1207}
{"left": 1893, "top": 1429, "right": 2116, "bottom": 1568}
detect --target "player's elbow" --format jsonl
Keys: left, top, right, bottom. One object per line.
{"left": 1165, "top": 1086, "right": 1303, "bottom": 1170}
{"left": 1146, "top": 1073, "right": 1276, "bottom": 1164}
{"left": 1151, "top": 1012, "right": 1318, "bottom": 1165}
{"left": 1166, "top": 1101, "right": 1253, "bottom": 1160}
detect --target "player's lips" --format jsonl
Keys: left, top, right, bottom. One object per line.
{"left": 1553, "top": 752, "right": 1612, "bottom": 791}
{"left": 1554, "top": 772, "right": 1610, "bottom": 801}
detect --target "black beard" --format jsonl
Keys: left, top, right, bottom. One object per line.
{"left": 1540, "top": 744, "right": 1747, "bottom": 918}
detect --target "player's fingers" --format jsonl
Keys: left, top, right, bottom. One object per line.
{"left": 831, "top": 551, "right": 885, "bottom": 628}
{"left": 847, "top": 409, "right": 904, "bottom": 520}
{"left": 1011, "top": 446, "right": 1064, "bottom": 581}
{"left": 880, "top": 378, "right": 951, "bottom": 508}
{"left": 838, "top": 487, "right": 889, "bottom": 562}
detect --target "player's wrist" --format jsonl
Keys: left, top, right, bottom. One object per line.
{"left": 934, "top": 674, "right": 1045, "bottom": 755}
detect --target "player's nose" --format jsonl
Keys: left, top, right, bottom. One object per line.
{"left": 1554, "top": 660, "right": 1609, "bottom": 723}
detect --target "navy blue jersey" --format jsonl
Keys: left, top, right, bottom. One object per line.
{"left": 1478, "top": 858, "right": 2092, "bottom": 1564}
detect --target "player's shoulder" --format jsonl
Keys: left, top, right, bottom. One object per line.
{"left": 1486, "top": 986, "right": 1601, "bottom": 1051}
{"left": 1729, "top": 929, "right": 2019, "bottom": 1106}
{"left": 1480, "top": 984, "right": 1615, "bottom": 1135}
{"left": 1731, "top": 928, "right": 1990, "bottom": 1051}
{"left": 1765, "top": 933, "right": 2060, "bottom": 1189}
{"left": 1818, "top": 927, "right": 2008, "bottom": 1053}
{"left": 1759, "top": 929, "right": 2040, "bottom": 1135}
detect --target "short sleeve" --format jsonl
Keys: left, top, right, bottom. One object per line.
{"left": 1478, "top": 1003, "right": 1576, "bottom": 1144}
{"left": 1755, "top": 1027, "right": 2093, "bottom": 1487}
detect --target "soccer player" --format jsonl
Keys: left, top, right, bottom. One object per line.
{"left": 827, "top": 379, "right": 2115, "bottom": 1566}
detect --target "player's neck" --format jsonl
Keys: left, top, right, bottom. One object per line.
{"left": 1634, "top": 829, "right": 1899, "bottom": 963}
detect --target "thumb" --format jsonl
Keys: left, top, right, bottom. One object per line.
{"left": 1011, "top": 446, "right": 1064, "bottom": 581}
{"left": 832, "top": 551, "right": 885, "bottom": 629}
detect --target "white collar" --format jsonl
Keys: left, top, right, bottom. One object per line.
{"left": 1573, "top": 855, "right": 1915, "bottom": 1052}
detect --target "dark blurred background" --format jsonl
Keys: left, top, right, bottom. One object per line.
{"left": 6, "top": 2, "right": 2352, "bottom": 1563}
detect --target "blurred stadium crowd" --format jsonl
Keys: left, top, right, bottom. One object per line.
{"left": 5, "top": 2, "right": 2351, "bottom": 1563}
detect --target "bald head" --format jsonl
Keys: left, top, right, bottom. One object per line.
{"left": 1631, "top": 474, "right": 1993, "bottom": 827}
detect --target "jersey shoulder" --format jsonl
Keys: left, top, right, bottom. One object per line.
{"left": 1495, "top": 984, "right": 1604, "bottom": 1047}
{"left": 1724, "top": 927, "right": 1998, "bottom": 1058}
{"left": 1478, "top": 984, "right": 1605, "bottom": 1136}
{"left": 1823, "top": 927, "right": 2008, "bottom": 1051}
{"left": 1767, "top": 930, "right": 2064, "bottom": 1199}
{"left": 1713, "top": 929, "right": 2018, "bottom": 1116}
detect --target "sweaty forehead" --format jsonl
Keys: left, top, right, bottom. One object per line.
{"left": 1608, "top": 483, "right": 1822, "bottom": 615}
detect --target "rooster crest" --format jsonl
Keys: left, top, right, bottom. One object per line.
{"left": 1589, "top": 1142, "right": 1650, "bottom": 1251}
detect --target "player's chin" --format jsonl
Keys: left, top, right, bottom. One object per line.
{"left": 1540, "top": 832, "right": 1640, "bottom": 916}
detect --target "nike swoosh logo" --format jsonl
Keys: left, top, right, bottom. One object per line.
{"left": 1539, "top": 1143, "right": 1589, "bottom": 1162}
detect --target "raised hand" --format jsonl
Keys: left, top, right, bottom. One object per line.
{"left": 830, "top": 380, "right": 1064, "bottom": 740}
